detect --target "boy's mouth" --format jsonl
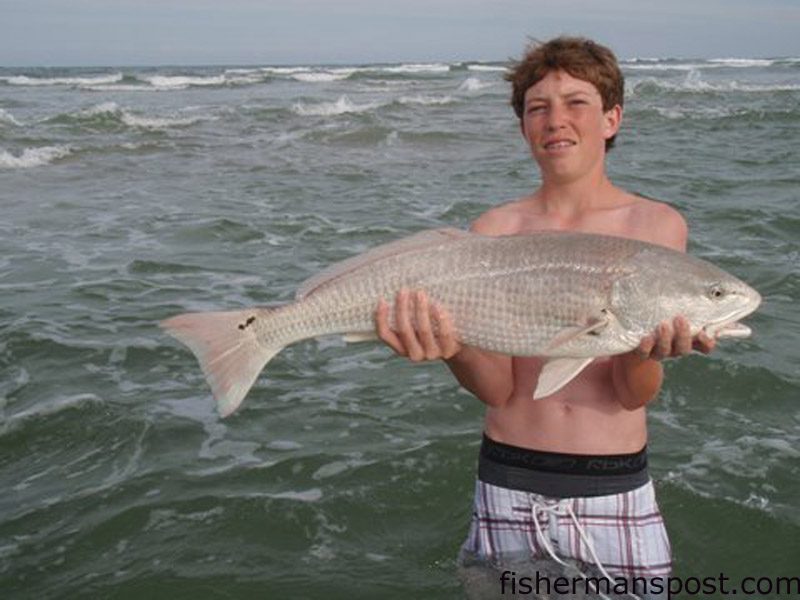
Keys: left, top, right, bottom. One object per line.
{"left": 543, "top": 139, "right": 576, "bottom": 150}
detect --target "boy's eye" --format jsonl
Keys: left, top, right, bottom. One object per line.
{"left": 527, "top": 105, "right": 546, "bottom": 114}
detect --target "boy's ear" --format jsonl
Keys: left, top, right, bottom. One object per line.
{"left": 603, "top": 104, "right": 622, "bottom": 140}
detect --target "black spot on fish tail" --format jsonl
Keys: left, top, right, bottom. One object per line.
{"left": 238, "top": 316, "right": 256, "bottom": 331}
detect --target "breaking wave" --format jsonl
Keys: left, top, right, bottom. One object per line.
{"left": 0, "top": 108, "right": 22, "bottom": 126}
{"left": 467, "top": 64, "right": 507, "bottom": 73}
{"left": 458, "top": 77, "right": 494, "bottom": 92}
{"left": 397, "top": 94, "right": 455, "bottom": 106}
{"left": 291, "top": 96, "right": 382, "bottom": 116}
{"left": 290, "top": 93, "right": 459, "bottom": 116}
{"left": 47, "top": 102, "right": 210, "bottom": 130}
{"left": 291, "top": 71, "right": 354, "bottom": 83}
{"left": 623, "top": 57, "right": 798, "bottom": 71}
{"left": 630, "top": 70, "right": 800, "bottom": 95}
{"left": 135, "top": 73, "right": 262, "bottom": 90}
{"left": 0, "top": 145, "right": 73, "bottom": 169}
{"left": 0, "top": 73, "right": 124, "bottom": 87}
{"left": 0, "top": 71, "right": 270, "bottom": 91}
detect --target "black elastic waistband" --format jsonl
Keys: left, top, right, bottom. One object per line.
{"left": 481, "top": 434, "right": 647, "bottom": 476}
{"left": 478, "top": 434, "right": 649, "bottom": 497}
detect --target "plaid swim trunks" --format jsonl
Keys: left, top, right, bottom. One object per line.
{"left": 460, "top": 435, "right": 672, "bottom": 581}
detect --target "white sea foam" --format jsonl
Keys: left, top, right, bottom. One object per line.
{"left": 225, "top": 72, "right": 266, "bottom": 86}
{"left": 0, "top": 145, "right": 73, "bottom": 169}
{"left": 624, "top": 58, "right": 783, "bottom": 72}
{"left": 631, "top": 68, "right": 800, "bottom": 95}
{"left": 225, "top": 67, "right": 260, "bottom": 75}
{"left": 728, "top": 82, "right": 800, "bottom": 92}
{"left": 282, "top": 64, "right": 450, "bottom": 80}
{"left": 83, "top": 71, "right": 261, "bottom": 92}
{"left": 709, "top": 58, "right": 775, "bottom": 67}
{"left": 261, "top": 66, "right": 313, "bottom": 75}
{"left": 291, "top": 70, "right": 354, "bottom": 83}
{"left": 625, "top": 57, "right": 662, "bottom": 63}
{"left": 624, "top": 62, "right": 709, "bottom": 72}
{"left": 84, "top": 84, "right": 148, "bottom": 92}
{"left": 381, "top": 63, "right": 450, "bottom": 74}
{"left": 79, "top": 102, "right": 208, "bottom": 129}
{"left": 122, "top": 112, "right": 205, "bottom": 129}
{"left": 467, "top": 64, "right": 507, "bottom": 73}
{"left": 397, "top": 94, "right": 454, "bottom": 106}
{"left": 0, "top": 108, "right": 22, "bottom": 126}
{"left": 270, "top": 488, "right": 323, "bottom": 502}
{"left": 458, "top": 77, "right": 493, "bottom": 92}
{"left": 292, "top": 95, "right": 381, "bottom": 116}
{"left": 384, "top": 130, "right": 399, "bottom": 146}
{"left": 4, "top": 393, "right": 102, "bottom": 426}
{"left": 0, "top": 73, "right": 123, "bottom": 87}
{"left": 652, "top": 106, "right": 735, "bottom": 120}
{"left": 138, "top": 74, "right": 226, "bottom": 90}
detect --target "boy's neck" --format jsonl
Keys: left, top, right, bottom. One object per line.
{"left": 536, "top": 171, "right": 620, "bottom": 219}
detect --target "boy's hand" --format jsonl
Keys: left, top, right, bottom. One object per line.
{"left": 636, "top": 315, "right": 716, "bottom": 361}
{"left": 375, "top": 289, "right": 462, "bottom": 361}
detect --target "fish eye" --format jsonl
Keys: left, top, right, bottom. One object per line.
{"left": 708, "top": 283, "right": 726, "bottom": 300}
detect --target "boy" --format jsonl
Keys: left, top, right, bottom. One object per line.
{"left": 375, "top": 37, "right": 715, "bottom": 596}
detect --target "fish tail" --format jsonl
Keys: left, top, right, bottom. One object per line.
{"left": 160, "top": 307, "right": 287, "bottom": 417}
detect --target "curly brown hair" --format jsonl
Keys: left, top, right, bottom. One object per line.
{"left": 506, "top": 37, "right": 625, "bottom": 150}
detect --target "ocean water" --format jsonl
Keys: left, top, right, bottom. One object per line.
{"left": 1, "top": 58, "right": 798, "bottom": 599}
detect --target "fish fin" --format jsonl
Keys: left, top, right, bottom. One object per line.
{"left": 533, "top": 357, "right": 594, "bottom": 400}
{"left": 543, "top": 315, "right": 610, "bottom": 353}
{"left": 342, "top": 331, "right": 379, "bottom": 343}
{"left": 296, "top": 228, "right": 471, "bottom": 300}
{"left": 160, "top": 308, "right": 284, "bottom": 417}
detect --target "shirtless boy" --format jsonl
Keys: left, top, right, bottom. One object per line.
{"left": 375, "top": 37, "right": 715, "bottom": 595}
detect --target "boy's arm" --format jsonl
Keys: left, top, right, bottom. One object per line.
{"left": 612, "top": 317, "right": 717, "bottom": 410}
{"left": 610, "top": 203, "right": 715, "bottom": 410}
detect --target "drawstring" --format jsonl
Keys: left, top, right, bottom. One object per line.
{"left": 531, "top": 496, "right": 641, "bottom": 600}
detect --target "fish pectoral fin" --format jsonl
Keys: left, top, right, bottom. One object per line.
{"left": 543, "top": 314, "right": 610, "bottom": 353}
{"left": 342, "top": 331, "right": 380, "bottom": 343}
{"left": 533, "top": 358, "right": 594, "bottom": 400}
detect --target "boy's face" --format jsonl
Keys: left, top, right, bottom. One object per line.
{"left": 521, "top": 70, "right": 621, "bottom": 183}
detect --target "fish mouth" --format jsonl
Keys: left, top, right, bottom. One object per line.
{"left": 703, "top": 293, "right": 762, "bottom": 339}
{"left": 712, "top": 321, "right": 752, "bottom": 339}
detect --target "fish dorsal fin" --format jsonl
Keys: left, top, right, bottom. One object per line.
{"left": 533, "top": 357, "right": 594, "bottom": 400}
{"left": 296, "top": 228, "right": 471, "bottom": 300}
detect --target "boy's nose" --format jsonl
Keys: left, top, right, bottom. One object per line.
{"left": 544, "top": 104, "right": 567, "bottom": 130}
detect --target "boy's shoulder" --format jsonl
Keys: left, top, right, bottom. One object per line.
{"left": 624, "top": 192, "right": 688, "bottom": 251}
{"left": 470, "top": 197, "right": 539, "bottom": 236}
{"left": 470, "top": 191, "right": 688, "bottom": 251}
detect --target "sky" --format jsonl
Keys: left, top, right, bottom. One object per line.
{"left": 2, "top": 0, "right": 799, "bottom": 66}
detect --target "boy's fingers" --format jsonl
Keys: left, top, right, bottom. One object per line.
{"left": 375, "top": 298, "right": 406, "bottom": 356}
{"left": 395, "top": 289, "right": 424, "bottom": 361}
{"left": 672, "top": 316, "right": 692, "bottom": 356}
{"left": 434, "top": 304, "right": 461, "bottom": 359}
{"left": 415, "top": 291, "right": 440, "bottom": 359}
{"left": 654, "top": 321, "right": 673, "bottom": 360}
{"left": 636, "top": 334, "right": 655, "bottom": 360}
{"left": 694, "top": 330, "right": 716, "bottom": 354}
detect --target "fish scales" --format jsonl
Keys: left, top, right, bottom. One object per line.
{"left": 275, "top": 233, "right": 638, "bottom": 355}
